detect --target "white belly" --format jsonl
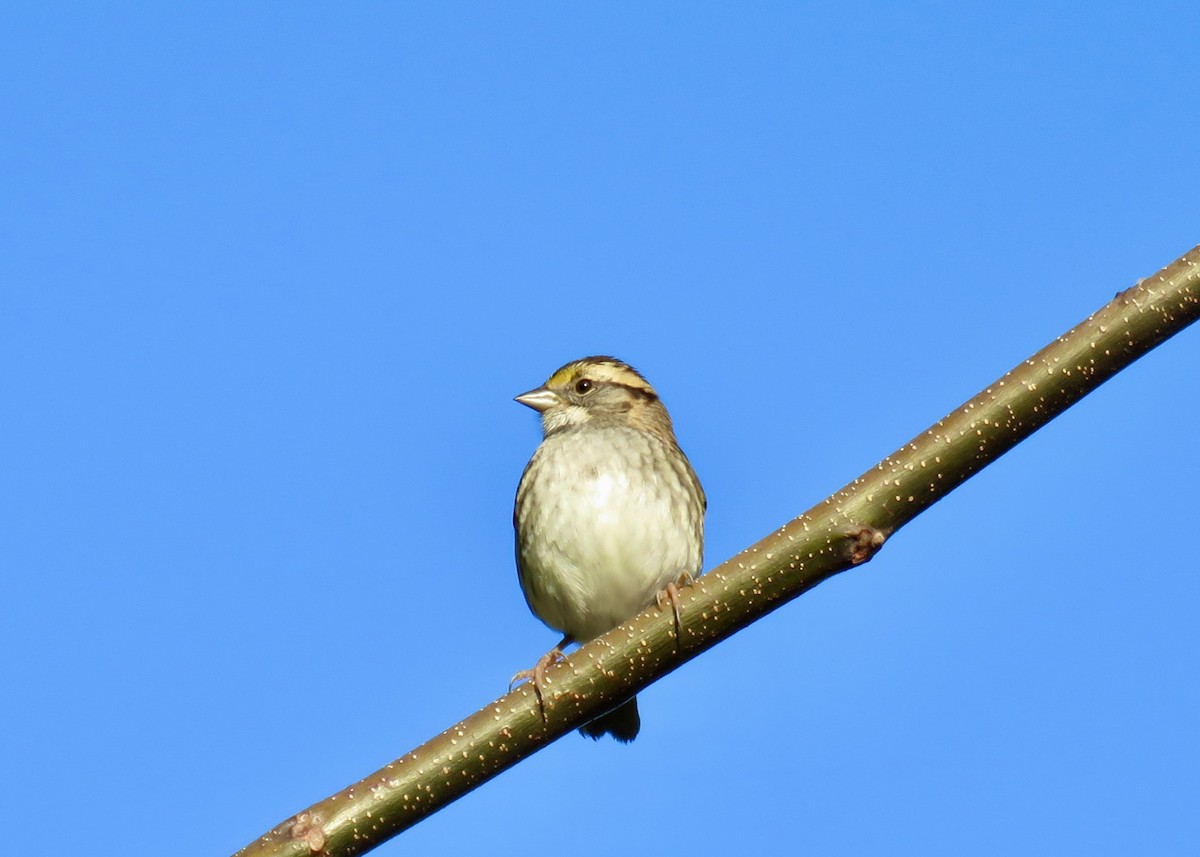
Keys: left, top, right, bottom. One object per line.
{"left": 515, "top": 427, "right": 703, "bottom": 642}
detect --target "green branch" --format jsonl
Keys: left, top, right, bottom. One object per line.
{"left": 235, "top": 245, "right": 1200, "bottom": 857}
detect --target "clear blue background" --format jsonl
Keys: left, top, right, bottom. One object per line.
{"left": 3, "top": 4, "right": 1198, "bottom": 855}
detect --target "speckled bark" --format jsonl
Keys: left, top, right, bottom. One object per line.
{"left": 235, "top": 246, "right": 1200, "bottom": 857}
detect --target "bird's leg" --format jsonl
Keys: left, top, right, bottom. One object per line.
{"left": 510, "top": 635, "right": 573, "bottom": 720}
{"left": 657, "top": 571, "right": 694, "bottom": 642}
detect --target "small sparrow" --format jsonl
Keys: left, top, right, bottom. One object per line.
{"left": 512, "top": 356, "right": 705, "bottom": 741}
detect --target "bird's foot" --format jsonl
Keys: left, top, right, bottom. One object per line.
{"left": 510, "top": 637, "right": 571, "bottom": 720}
{"left": 657, "top": 571, "right": 694, "bottom": 641}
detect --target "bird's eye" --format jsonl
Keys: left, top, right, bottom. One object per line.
{"left": 574, "top": 378, "right": 594, "bottom": 394}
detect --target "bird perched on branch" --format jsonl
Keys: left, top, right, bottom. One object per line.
{"left": 512, "top": 356, "right": 706, "bottom": 741}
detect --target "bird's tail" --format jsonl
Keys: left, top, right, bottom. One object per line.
{"left": 579, "top": 696, "right": 640, "bottom": 743}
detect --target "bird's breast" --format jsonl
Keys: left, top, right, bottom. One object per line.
{"left": 515, "top": 427, "right": 703, "bottom": 641}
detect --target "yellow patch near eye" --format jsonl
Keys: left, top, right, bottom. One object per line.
{"left": 546, "top": 365, "right": 581, "bottom": 388}
{"left": 543, "top": 357, "right": 657, "bottom": 396}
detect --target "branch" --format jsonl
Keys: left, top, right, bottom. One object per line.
{"left": 235, "top": 245, "right": 1200, "bottom": 857}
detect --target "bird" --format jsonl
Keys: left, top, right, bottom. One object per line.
{"left": 512, "top": 356, "right": 705, "bottom": 741}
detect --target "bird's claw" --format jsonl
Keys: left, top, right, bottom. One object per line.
{"left": 657, "top": 571, "right": 694, "bottom": 641}
{"left": 510, "top": 644, "right": 568, "bottom": 721}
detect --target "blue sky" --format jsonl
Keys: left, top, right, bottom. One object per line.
{"left": 3, "top": 4, "right": 1198, "bottom": 855}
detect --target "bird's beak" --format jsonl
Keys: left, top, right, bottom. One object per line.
{"left": 514, "top": 386, "right": 560, "bottom": 413}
